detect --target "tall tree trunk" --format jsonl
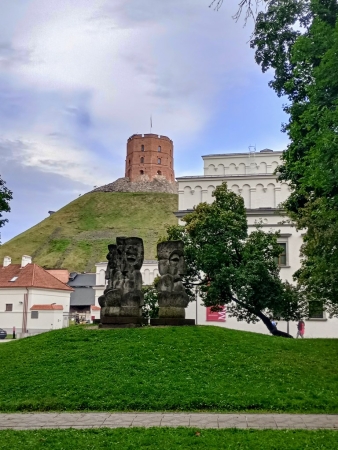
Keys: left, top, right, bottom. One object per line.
{"left": 232, "top": 296, "right": 294, "bottom": 338}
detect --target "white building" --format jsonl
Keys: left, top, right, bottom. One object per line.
{"left": 94, "top": 260, "right": 159, "bottom": 308}
{"left": 0, "top": 256, "right": 73, "bottom": 336}
{"left": 176, "top": 149, "right": 338, "bottom": 338}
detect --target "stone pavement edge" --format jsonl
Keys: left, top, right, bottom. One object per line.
{"left": 1, "top": 413, "right": 338, "bottom": 430}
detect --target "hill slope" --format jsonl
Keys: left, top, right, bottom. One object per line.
{"left": 0, "top": 326, "right": 337, "bottom": 413}
{"left": 0, "top": 192, "right": 178, "bottom": 272}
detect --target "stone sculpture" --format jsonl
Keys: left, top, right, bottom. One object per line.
{"left": 99, "top": 237, "right": 145, "bottom": 327}
{"left": 151, "top": 240, "right": 194, "bottom": 326}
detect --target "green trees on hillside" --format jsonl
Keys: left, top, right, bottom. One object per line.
{"left": 166, "top": 183, "right": 306, "bottom": 338}
{"left": 0, "top": 175, "right": 12, "bottom": 243}
{"left": 250, "top": 0, "right": 338, "bottom": 315}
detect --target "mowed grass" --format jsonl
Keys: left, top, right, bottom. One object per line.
{"left": 0, "top": 326, "right": 337, "bottom": 413}
{"left": 0, "top": 192, "right": 178, "bottom": 272}
{"left": 0, "top": 429, "right": 337, "bottom": 450}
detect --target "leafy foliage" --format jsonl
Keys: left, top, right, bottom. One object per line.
{"left": 0, "top": 175, "right": 12, "bottom": 241}
{"left": 166, "top": 183, "right": 307, "bottom": 336}
{"left": 142, "top": 281, "right": 159, "bottom": 319}
{"left": 251, "top": 0, "right": 338, "bottom": 312}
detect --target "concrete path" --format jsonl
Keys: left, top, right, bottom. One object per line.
{"left": 1, "top": 413, "right": 338, "bottom": 430}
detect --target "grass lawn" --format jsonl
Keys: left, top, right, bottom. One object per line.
{"left": 0, "top": 192, "right": 178, "bottom": 272}
{"left": 0, "top": 326, "right": 337, "bottom": 413}
{"left": 0, "top": 428, "right": 337, "bottom": 449}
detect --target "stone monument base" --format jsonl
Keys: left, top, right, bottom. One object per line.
{"left": 150, "top": 318, "right": 195, "bottom": 326}
{"left": 99, "top": 317, "right": 147, "bottom": 328}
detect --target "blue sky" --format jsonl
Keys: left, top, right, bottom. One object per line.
{"left": 0, "top": 0, "right": 289, "bottom": 244}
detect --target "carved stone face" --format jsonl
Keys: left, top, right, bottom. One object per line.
{"left": 157, "top": 241, "right": 186, "bottom": 277}
{"left": 116, "top": 237, "right": 144, "bottom": 272}
{"left": 116, "top": 237, "right": 126, "bottom": 272}
{"left": 125, "top": 238, "right": 144, "bottom": 270}
{"left": 168, "top": 251, "right": 186, "bottom": 277}
{"left": 107, "top": 244, "right": 117, "bottom": 269}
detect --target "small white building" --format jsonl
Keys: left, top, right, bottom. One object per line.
{"left": 0, "top": 255, "right": 73, "bottom": 336}
{"left": 176, "top": 149, "right": 338, "bottom": 338}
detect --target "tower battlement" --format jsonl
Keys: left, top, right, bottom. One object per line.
{"left": 127, "top": 134, "right": 173, "bottom": 143}
{"left": 125, "top": 133, "right": 175, "bottom": 183}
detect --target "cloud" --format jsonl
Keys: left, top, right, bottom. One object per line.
{"left": 0, "top": 0, "right": 289, "bottom": 242}
{"left": 0, "top": 42, "right": 32, "bottom": 68}
{"left": 0, "top": 150, "right": 91, "bottom": 244}
{"left": 0, "top": 135, "right": 111, "bottom": 186}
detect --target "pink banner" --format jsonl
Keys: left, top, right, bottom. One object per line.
{"left": 206, "top": 306, "right": 226, "bottom": 322}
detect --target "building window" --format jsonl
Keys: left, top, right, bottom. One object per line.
{"left": 309, "top": 300, "right": 324, "bottom": 319}
{"left": 31, "top": 311, "right": 39, "bottom": 319}
{"left": 140, "top": 157, "right": 144, "bottom": 163}
{"left": 275, "top": 243, "right": 287, "bottom": 266}
{"left": 140, "top": 170, "right": 144, "bottom": 175}
{"left": 141, "top": 145, "right": 144, "bottom": 151}
{"left": 129, "top": 159, "right": 131, "bottom": 165}
{"left": 157, "top": 170, "right": 162, "bottom": 175}
{"left": 5, "top": 304, "right": 12, "bottom": 311}
{"left": 157, "top": 158, "right": 161, "bottom": 164}
{"left": 158, "top": 146, "right": 161, "bottom": 152}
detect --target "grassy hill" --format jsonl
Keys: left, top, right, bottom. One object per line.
{"left": 0, "top": 326, "right": 337, "bottom": 413}
{"left": 0, "top": 192, "right": 178, "bottom": 272}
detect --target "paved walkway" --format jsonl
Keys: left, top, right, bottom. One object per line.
{"left": 1, "top": 413, "right": 338, "bottom": 430}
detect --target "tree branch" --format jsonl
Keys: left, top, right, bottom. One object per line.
{"left": 231, "top": 295, "right": 293, "bottom": 338}
{"left": 209, "top": 0, "right": 261, "bottom": 23}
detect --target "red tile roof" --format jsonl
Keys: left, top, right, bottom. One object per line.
{"left": 46, "top": 269, "right": 69, "bottom": 284}
{"left": 91, "top": 305, "right": 101, "bottom": 311}
{"left": 30, "top": 304, "right": 63, "bottom": 311}
{"left": 0, "top": 264, "right": 73, "bottom": 291}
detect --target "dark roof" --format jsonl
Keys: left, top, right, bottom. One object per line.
{"left": 68, "top": 273, "right": 96, "bottom": 287}
{"left": 70, "top": 287, "right": 95, "bottom": 306}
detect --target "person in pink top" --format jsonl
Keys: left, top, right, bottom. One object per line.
{"left": 297, "top": 320, "right": 305, "bottom": 338}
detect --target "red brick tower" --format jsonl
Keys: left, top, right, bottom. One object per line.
{"left": 125, "top": 134, "right": 175, "bottom": 183}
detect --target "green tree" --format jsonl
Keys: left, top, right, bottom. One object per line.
{"left": 0, "top": 175, "right": 12, "bottom": 243}
{"left": 251, "top": 0, "right": 338, "bottom": 314}
{"left": 166, "top": 183, "right": 307, "bottom": 338}
{"left": 142, "top": 281, "right": 159, "bottom": 319}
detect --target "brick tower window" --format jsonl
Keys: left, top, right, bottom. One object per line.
{"left": 140, "top": 170, "right": 144, "bottom": 175}
{"left": 158, "top": 146, "right": 161, "bottom": 152}
{"left": 141, "top": 145, "right": 144, "bottom": 151}
{"left": 157, "top": 170, "right": 162, "bottom": 175}
{"left": 157, "top": 158, "right": 161, "bottom": 164}
{"left": 140, "top": 157, "right": 144, "bottom": 163}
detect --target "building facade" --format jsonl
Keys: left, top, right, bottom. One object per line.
{"left": 0, "top": 256, "right": 73, "bottom": 336}
{"left": 125, "top": 133, "right": 175, "bottom": 183}
{"left": 176, "top": 150, "right": 338, "bottom": 338}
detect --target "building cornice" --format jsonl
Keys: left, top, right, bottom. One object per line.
{"left": 202, "top": 151, "right": 284, "bottom": 159}
{"left": 176, "top": 174, "right": 278, "bottom": 181}
{"left": 174, "top": 208, "right": 290, "bottom": 220}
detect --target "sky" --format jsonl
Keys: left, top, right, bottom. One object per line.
{"left": 0, "top": 0, "right": 289, "bottom": 244}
